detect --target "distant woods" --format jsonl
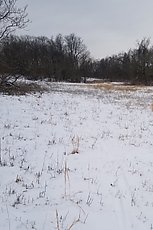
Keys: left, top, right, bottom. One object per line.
{"left": 0, "top": 1, "right": 153, "bottom": 86}
{"left": 1, "top": 35, "right": 153, "bottom": 85}
{"left": 0, "top": 34, "right": 92, "bottom": 84}
{"left": 96, "top": 38, "right": 153, "bottom": 85}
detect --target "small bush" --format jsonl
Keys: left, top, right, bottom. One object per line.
{"left": 0, "top": 81, "right": 48, "bottom": 95}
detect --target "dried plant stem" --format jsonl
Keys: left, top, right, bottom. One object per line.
{"left": 64, "top": 161, "right": 70, "bottom": 196}
{"left": 67, "top": 214, "right": 80, "bottom": 230}
{"left": 6, "top": 203, "right": 11, "bottom": 230}
{"left": 56, "top": 210, "right": 60, "bottom": 230}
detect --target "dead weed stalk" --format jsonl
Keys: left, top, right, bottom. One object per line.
{"left": 64, "top": 161, "right": 70, "bottom": 197}
{"left": 71, "top": 136, "right": 79, "bottom": 154}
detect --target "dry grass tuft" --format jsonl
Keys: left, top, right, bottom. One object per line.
{"left": 87, "top": 82, "right": 149, "bottom": 92}
{"left": 92, "top": 83, "right": 113, "bottom": 91}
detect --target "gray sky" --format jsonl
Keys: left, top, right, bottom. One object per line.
{"left": 17, "top": 0, "right": 153, "bottom": 59}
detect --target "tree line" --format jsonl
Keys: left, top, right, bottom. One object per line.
{"left": 1, "top": 1, "right": 153, "bottom": 86}
{"left": 94, "top": 38, "right": 153, "bottom": 85}
{"left": 1, "top": 35, "right": 153, "bottom": 85}
{"left": 0, "top": 34, "right": 93, "bottom": 84}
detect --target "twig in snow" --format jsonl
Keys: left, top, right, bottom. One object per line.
{"left": 56, "top": 210, "right": 60, "bottom": 230}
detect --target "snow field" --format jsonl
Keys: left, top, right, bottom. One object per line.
{"left": 0, "top": 83, "right": 153, "bottom": 229}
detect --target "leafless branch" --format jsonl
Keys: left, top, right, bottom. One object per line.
{"left": 0, "top": 0, "right": 29, "bottom": 39}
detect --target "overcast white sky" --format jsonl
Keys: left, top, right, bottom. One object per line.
{"left": 17, "top": 0, "right": 153, "bottom": 59}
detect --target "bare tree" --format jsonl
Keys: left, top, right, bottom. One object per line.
{"left": 0, "top": 0, "right": 29, "bottom": 87}
{"left": 64, "top": 33, "right": 89, "bottom": 64}
{"left": 0, "top": 0, "right": 29, "bottom": 40}
{"left": 64, "top": 33, "right": 90, "bottom": 82}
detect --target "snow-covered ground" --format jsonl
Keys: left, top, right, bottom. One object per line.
{"left": 0, "top": 82, "right": 153, "bottom": 230}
